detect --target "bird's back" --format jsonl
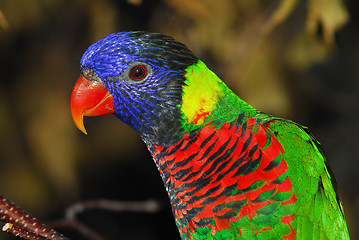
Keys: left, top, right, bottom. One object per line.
{"left": 263, "top": 117, "right": 350, "bottom": 240}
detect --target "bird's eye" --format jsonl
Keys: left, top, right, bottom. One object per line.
{"left": 82, "top": 69, "right": 97, "bottom": 81}
{"left": 130, "top": 65, "right": 147, "bottom": 81}
{"left": 86, "top": 72, "right": 93, "bottom": 79}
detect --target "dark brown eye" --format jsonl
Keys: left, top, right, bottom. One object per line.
{"left": 130, "top": 65, "right": 147, "bottom": 81}
{"left": 86, "top": 72, "right": 93, "bottom": 79}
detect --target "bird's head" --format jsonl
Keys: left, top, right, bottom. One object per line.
{"left": 70, "top": 31, "right": 201, "bottom": 145}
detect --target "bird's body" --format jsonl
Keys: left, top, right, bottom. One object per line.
{"left": 70, "top": 31, "right": 350, "bottom": 239}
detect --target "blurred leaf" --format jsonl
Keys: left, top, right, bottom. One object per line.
{"left": 262, "top": 0, "right": 299, "bottom": 35}
{"left": 285, "top": 32, "right": 329, "bottom": 70}
{"left": 0, "top": 0, "right": 43, "bottom": 31}
{"left": 165, "top": 0, "right": 209, "bottom": 20}
{"left": 232, "top": 41, "right": 292, "bottom": 117}
{"left": 307, "top": 0, "right": 349, "bottom": 46}
{"left": 88, "top": 0, "right": 117, "bottom": 42}
{"left": 0, "top": 9, "right": 9, "bottom": 30}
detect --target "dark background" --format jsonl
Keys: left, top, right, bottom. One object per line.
{"left": 0, "top": 0, "right": 358, "bottom": 239}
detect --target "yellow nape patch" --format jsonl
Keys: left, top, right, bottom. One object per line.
{"left": 181, "top": 61, "right": 224, "bottom": 125}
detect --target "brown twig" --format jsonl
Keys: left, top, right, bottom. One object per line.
{"left": 3, "top": 223, "right": 47, "bottom": 240}
{"left": 0, "top": 194, "right": 68, "bottom": 240}
{"left": 50, "top": 219, "right": 105, "bottom": 240}
{"left": 0, "top": 193, "right": 162, "bottom": 240}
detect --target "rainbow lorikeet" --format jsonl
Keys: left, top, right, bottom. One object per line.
{"left": 70, "top": 31, "right": 350, "bottom": 239}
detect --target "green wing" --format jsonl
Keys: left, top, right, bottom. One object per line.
{"left": 263, "top": 116, "right": 350, "bottom": 240}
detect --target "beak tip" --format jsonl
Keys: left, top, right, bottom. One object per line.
{"left": 73, "top": 115, "right": 88, "bottom": 135}
{"left": 71, "top": 108, "right": 88, "bottom": 135}
{"left": 79, "top": 126, "right": 88, "bottom": 135}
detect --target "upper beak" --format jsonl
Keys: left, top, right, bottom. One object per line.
{"left": 70, "top": 75, "right": 115, "bottom": 134}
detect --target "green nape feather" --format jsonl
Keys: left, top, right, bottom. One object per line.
{"left": 180, "top": 60, "right": 256, "bottom": 131}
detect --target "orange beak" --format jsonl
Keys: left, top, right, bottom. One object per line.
{"left": 70, "top": 75, "right": 115, "bottom": 134}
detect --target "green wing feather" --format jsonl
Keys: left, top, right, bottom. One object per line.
{"left": 261, "top": 115, "right": 350, "bottom": 239}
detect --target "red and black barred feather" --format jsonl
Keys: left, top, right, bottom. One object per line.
{"left": 148, "top": 116, "right": 297, "bottom": 239}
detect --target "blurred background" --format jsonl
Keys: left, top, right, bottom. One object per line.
{"left": 0, "top": 0, "right": 358, "bottom": 239}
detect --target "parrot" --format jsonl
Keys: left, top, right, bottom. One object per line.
{"left": 70, "top": 31, "right": 350, "bottom": 240}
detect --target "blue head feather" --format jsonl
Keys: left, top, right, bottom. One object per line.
{"left": 80, "top": 31, "right": 198, "bottom": 145}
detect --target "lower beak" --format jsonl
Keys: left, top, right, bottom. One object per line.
{"left": 70, "top": 75, "right": 115, "bottom": 134}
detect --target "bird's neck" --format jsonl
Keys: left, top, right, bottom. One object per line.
{"left": 143, "top": 60, "right": 256, "bottom": 148}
